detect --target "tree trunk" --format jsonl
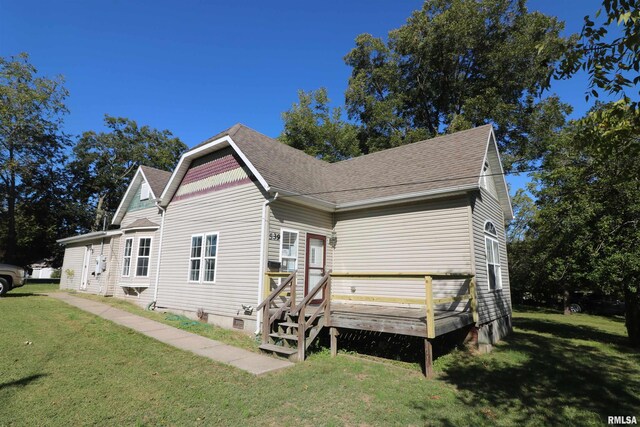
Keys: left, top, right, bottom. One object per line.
{"left": 563, "top": 290, "right": 571, "bottom": 315}
{"left": 624, "top": 286, "right": 640, "bottom": 348}
{"left": 92, "top": 194, "right": 106, "bottom": 232}
{"left": 6, "top": 145, "right": 17, "bottom": 264}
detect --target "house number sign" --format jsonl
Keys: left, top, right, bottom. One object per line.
{"left": 269, "top": 232, "right": 280, "bottom": 241}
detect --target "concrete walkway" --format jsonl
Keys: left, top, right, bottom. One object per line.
{"left": 48, "top": 293, "right": 294, "bottom": 375}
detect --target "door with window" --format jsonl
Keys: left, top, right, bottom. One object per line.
{"left": 305, "top": 234, "right": 326, "bottom": 303}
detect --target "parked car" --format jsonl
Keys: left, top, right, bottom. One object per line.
{"left": 569, "top": 291, "right": 626, "bottom": 316}
{"left": 0, "top": 263, "right": 27, "bottom": 296}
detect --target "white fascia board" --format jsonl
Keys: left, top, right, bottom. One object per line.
{"left": 487, "top": 127, "right": 514, "bottom": 220}
{"left": 112, "top": 167, "right": 144, "bottom": 226}
{"left": 335, "top": 184, "right": 479, "bottom": 212}
{"left": 269, "top": 187, "right": 335, "bottom": 212}
{"left": 57, "top": 229, "right": 121, "bottom": 245}
{"left": 159, "top": 135, "right": 270, "bottom": 207}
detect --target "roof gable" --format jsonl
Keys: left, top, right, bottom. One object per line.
{"left": 112, "top": 166, "right": 171, "bottom": 226}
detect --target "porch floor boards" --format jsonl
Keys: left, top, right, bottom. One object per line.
{"left": 328, "top": 302, "right": 474, "bottom": 338}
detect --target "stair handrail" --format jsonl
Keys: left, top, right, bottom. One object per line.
{"left": 291, "top": 270, "right": 332, "bottom": 362}
{"left": 257, "top": 271, "right": 296, "bottom": 345}
{"left": 256, "top": 271, "right": 295, "bottom": 311}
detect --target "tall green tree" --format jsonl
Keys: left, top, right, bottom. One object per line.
{"left": 70, "top": 115, "right": 186, "bottom": 230}
{"left": 342, "top": 0, "right": 573, "bottom": 167}
{"left": 280, "top": 88, "right": 360, "bottom": 162}
{"left": 530, "top": 102, "right": 640, "bottom": 346}
{"left": 0, "top": 53, "right": 71, "bottom": 265}
{"left": 558, "top": 0, "right": 640, "bottom": 107}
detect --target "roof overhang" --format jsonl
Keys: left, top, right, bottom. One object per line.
{"left": 57, "top": 230, "right": 121, "bottom": 245}
{"left": 121, "top": 225, "right": 159, "bottom": 233}
{"left": 334, "top": 184, "right": 479, "bottom": 212}
{"left": 159, "top": 135, "right": 270, "bottom": 207}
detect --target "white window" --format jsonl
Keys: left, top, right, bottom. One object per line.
{"left": 481, "top": 162, "right": 489, "bottom": 189}
{"left": 484, "top": 221, "right": 502, "bottom": 291}
{"left": 135, "top": 237, "right": 152, "bottom": 277}
{"left": 122, "top": 238, "right": 133, "bottom": 276}
{"left": 280, "top": 229, "right": 298, "bottom": 272}
{"left": 189, "top": 233, "right": 219, "bottom": 283}
{"left": 203, "top": 233, "right": 218, "bottom": 282}
{"left": 189, "top": 235, "right": 203, "bottom": 282}
{"left": 140, "top": 182, "right": 150, "bottom": 200}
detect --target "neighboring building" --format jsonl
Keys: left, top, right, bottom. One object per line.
{"left": 59, "top": 123, "right": 513, "bottom": 361}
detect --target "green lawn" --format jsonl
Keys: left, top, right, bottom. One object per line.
{"left": 1, "top": 284, "right": 638, "bottom": 426}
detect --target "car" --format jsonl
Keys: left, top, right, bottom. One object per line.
{"left": 0, "top": 263, "right": 27, "bottom": 296}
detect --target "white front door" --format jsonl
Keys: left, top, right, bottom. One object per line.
{"left": 80, "top": 245, "right": 92, "bottom": 290}
{"left": 305, "top": 234, "right": 326, "bottom": 302}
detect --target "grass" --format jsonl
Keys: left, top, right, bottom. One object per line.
{"left": 1, "top": 285, "right": 638, "bottom": 426}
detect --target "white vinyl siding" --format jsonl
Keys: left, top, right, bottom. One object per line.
{"left": 135, "top": 237, "right": 151, "bottom": 277}
{"left": 280, "top": 229, "right": 298, "bottom": 272}
{"left": 122, "top": 238, "right": 133, "bottom": 276}
{"left": 333, "top": 196, "right": 473, "bottom": 307}
{"left": 189, "top": 233, "right": 218, "bottom": 283}
{"left": 471, "top": 188, "right": 512, "bottom": 324}
{"left": 156, "top": 175, "right": 264, "bottom": 328}
{"left": 268, "top": 200, "right": 334, "bottom": 306}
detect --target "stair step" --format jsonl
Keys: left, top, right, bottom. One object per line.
{"left": 269, "top": 332, "right": 298, "bottom": 341}
{"left": 278, "top": 321, "right": 300, "bottom": 328}
{"left": 259, "top": 343, "right": 298, "bottom": 355}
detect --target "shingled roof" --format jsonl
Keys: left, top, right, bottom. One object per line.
{"left": 140, "top": 165, "right": 172, "bottom": 198}
{"left": 165, "top": 123, "right": 510, "bottom": 217}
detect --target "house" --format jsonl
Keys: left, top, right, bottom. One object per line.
{"left": 59, "top": 123, "right": 513, "bottom": 372}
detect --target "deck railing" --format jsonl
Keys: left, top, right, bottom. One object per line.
{"left": 330, "top": 272, "right": 477, "bottom": 338}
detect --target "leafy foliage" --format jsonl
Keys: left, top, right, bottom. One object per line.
{"left": 279, "top": 88, "right": 360, "bottom": 162}
{"left": 341, "top": 0, "right": 572, "bottom": 168}
{"left": 524, "top": 102, "right": 640, "bottom": 345}
{"left": 0, "top": 53, "right": 73, "bottom": 265}
{"left": 69, "top": 115, "right": 186, "bottom": 230}
{"left": 557, "top": 0, "right": 640, "bottom": 107}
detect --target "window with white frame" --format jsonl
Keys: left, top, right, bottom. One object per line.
{"left": 189, "top": 233, "right": 219, "bottom": 283}
{"left": 203, "top": 233, "right": 218, "bottom": 282}
{"left": 484, "top": 222, "right": 502, "bottom": 290}
{"left": 189, "top": 235, "right": 203, "bottom": 282}
{"left": 280, "top": 229, "right": 298, "bottom": 272}
{"left": 140, "top": 182, "right": 150, "bottom": 200}
{"left": 122, "top": 238, "right": 133, "bottom": 276}
{"left": 135, "top": 237, "right": 152, "bottom": 277}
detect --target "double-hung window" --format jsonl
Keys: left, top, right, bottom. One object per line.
{"left": 136, "top": 238, "right": 152, "bottom": 277}
{"left": 484, "top": 222, "right": 502, "bottom": 291}
{"left": 189, "top": 233, "right": 218, "bottom": 283}
{"left": 122, "top": 238, "right": 133, "bottom": 276}
{"left": 280, "top": 229, "right": 298, "bottom": 272}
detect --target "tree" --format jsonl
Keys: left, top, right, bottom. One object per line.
{"left": 530, "top": 102, "right": 640, "bottom": 346}
{"left": 557, "top": 0, "right": 640, "bottom": 107}
{"left": 342, "top": 0, "right": 573, "bottom": 168}
{"left": 70, "top": 115, "right": 186, "bottom": 230}
{"left": 0, "top": 53, "right": 70, "bottom": 265}
{"left": 279, "top": 88, "right": 360, "bottom": 162}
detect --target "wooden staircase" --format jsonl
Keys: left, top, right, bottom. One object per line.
{"left": 256, "top": 271, "right": 331, "bottom": 362}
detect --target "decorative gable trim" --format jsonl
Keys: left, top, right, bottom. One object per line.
{"left": 159, "top": 135, "right": 270, "bottom": 207}
{"left": 112, "top": 167, "right": 151, "bottom": 226}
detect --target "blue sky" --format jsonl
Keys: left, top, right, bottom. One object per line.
{"left": 1, "top": 0, "right": 608, "bottom": 191}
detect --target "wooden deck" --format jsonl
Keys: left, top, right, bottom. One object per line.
{"left": 328, "top": 302, "right": 475, "bottom": 338}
